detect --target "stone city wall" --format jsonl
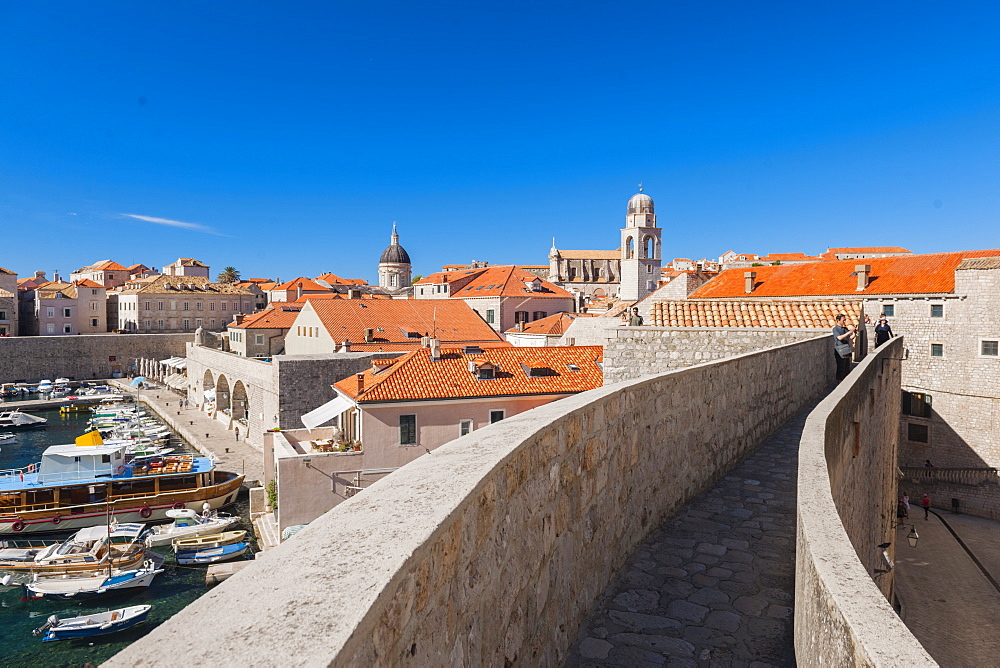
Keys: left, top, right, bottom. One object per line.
{"left": 794, "top": 338, "right": 935, "bottom": 666}
{"left": 0, "top": 333, "right": 190, "bottom": 383}
{"left": 602, "top": 327, "right": 827, "bottom": 383}
{"left": 900, "top": 467, "right": 1000, "bottom": 522}
{"left": 106, "top": 335, "right": 832, "bottom": 667}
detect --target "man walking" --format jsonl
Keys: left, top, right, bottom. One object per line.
{"left": 832, "top": 314, "right": 856, "bottom": 381}
{"left": 922, "top": 493, "right": 931, "bottom": 520}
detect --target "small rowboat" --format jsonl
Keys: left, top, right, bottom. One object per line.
{"left": 34, "top": 604, "right": 151, "bottom": 641}
{"left": 171, "top": 530, "right": 246, "bottom": 553}
{"left": 175, "top": 541, "right": 249, "bottom": 565}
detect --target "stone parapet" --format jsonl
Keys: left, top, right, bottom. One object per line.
{"left": 106, "top": 336, "right": 832, "bottom": 667}
{"left": 794, "top": 338, "right": 935, "bottom": 666}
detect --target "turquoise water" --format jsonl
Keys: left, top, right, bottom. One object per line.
{"left": 0, "top": 408, "right": 255, "bottom": 667}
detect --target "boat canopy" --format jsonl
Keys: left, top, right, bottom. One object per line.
{"left": 301, "top": 395, "right": 354, "bottom": 430}
{"left": 37, "top": 443, "right": 127, "bottom": 483}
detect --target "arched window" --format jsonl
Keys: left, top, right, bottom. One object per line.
{"left": 626, "top": 237, "right": 634, "bottom": 259}
{"left": 644, "top": 236, "right": 654, "bottom": 259}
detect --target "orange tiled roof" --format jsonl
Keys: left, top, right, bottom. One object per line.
{"left": 450, "top": 265, "right": 573, "bottom": 299}
{"left": 0, "top": 267, "right": 15, "bottom": 275}
{"left": 297, "top": 292, "right": 390, "bottom": 302}
{"left": 335, "top": 345, "right": 603, "bottom": 402}
{"left": 414, "top": 269, "right": 479, "bottom": 284}
{"left": 652, "top": 300, "right": 862, "bottom": 328}
{"left": 231, "top": 304, "right": 303, "bottom": 329}
{"left": 828, "top": 247, "right": 911, "bottom": 254}
{"left": 127, "top": 264, "right": 148, "bottom": 272}
{"left": 315, "top": 273, "right": 367, "bottom": 286}
{"left": 272, "top": 277, "right": 330, "bottom": 292}
{"left": 690, "top": 249, "right": 1000, "bottom": 298}
{"left": 757, "top": 253, "right": 825, "bottom": 262}
{"left": 505, "top": 312, "right": 597, "bottom": 336}
{"left": 73, "top": 279, "right": 104, "bottom": 288}
{"left": 306, "top": 298, "right": 506, "bottom": 348}
{"left": 557, "top": 250, "right": 620, "bottom": 260}
{"left": 91, "top": 260, "right": 129, "bottom": 271}
{"left": 957, "top": 256, "right": 1000, "bottom": 270}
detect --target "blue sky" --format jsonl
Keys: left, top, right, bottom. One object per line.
{"left": 2, "top": 2, "right": 999, "bottom": 283}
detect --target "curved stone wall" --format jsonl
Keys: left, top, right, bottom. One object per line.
{"left": 794, "top": 337, "right": 936, "bottom": 666}
{"left": 107, "top": 336, "right": 831, "bottom": 667}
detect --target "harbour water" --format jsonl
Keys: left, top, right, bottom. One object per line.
{"left": 0, "top": 406, "right": 255, "bottom": 667}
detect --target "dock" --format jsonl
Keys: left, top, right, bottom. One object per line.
{"left": 205, "top": 559, "right": 255, "bottom": 586}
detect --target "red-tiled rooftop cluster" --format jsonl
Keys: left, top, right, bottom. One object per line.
{"left": 651, "top": 300, "right": 862, "bottom": 328}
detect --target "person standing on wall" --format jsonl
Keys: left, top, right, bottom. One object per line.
{"left": 629, "top": 308, "right": 644, "bottom": 326}
{"left": 922, "top": 493, "right": 932, "bottom": 520}
{"left": 832, "top": 314, "right": 856, "bottom": 381}
{"left": 874, "top": 316, "right": 894, "bottom": 347}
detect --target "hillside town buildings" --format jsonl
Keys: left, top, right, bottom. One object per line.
{"left": 0, "top": 267, "right": 17, "bottom": 337}
{"left": 116, "top": 274, "right": 256, "bottom": 333}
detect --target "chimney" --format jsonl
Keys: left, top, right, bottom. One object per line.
{"left": 855, "top": 264, "right": 871, "bottom": 291}
{"left": 421, "top": 336, "right": 431, "bottom": 348}
{"left": 744, "top": 271, "right": 756, "bottom": 294}
{"left": 429, "top": 338, "right": 441, "bottom": 361}
{"left": 516, "top": 322, "right": 524, "bottom": 332}
{"left": 234, "top": 314, "right": 245, "bottom": 326}
{"left": 339, "top": 339, "right": 351, "bottom": 353}
{"left": 364, "top": 328, "right": 374, "bottom": 342}
{"left": 355, "top": 372, "right": 364, "bottom": 394}
{"left": 348, "top": 289, "right": 361, "bottom": 300}
{"left": 53, "top": 272, "right": 61, "bottom": 283}
{"left": 34, "top": 270, "right": 46, "bottom": 279}
{"left": 296, "top": 284, "right": 303, "bottom": 301}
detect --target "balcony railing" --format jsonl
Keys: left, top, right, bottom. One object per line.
{"left": 900, "top": 467, "right": 1000, "bottom": 486}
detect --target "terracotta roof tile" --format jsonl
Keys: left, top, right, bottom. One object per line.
{"left": 231, "top": 304, "right": 303, "bottom": 329}
{"left": 505, "top": 312, "right": 597, "bottom": 336}
{"left": 0, "top": 267, "right": 15, "bottom": 275}
{"left": 556, "top": 250, "right": 620, "bottom": 260}
{"left": 272, "top": 277, "right": 330, "bottom": 292}
{"left": 118, "top": 275, "right": 254, "bottom": 295}
{"left": 828, "top": 247, "right": 911, "bottom": 253}
{"left": 307, "top": 299, "right": 505, "bottom": 348}
{"left": 690, "top": 249, "right": 1000, "bottom": 298}
{"left": 956, "top": 256, "right": 1000, "bottom": 271}
{"left": 73, "top": 279, "right": 104, "bottom": 288}
{"left": 651, "top": 300, "right": 862, "bottom": 328}
{"left": 91, "top": 260, "right": 129, "bottom": 271}
{"left": 314, "top": 273, "right": 367, "bottom": 285}
{"left": 450, "top": 265, "right": 573, "bottom": 299}
{"left": 335, "top": 345, "right": 603, "bottom": 402}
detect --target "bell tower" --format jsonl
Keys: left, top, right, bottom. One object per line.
{"left": 620, "top": 185, "right": 661, "bottom": 301}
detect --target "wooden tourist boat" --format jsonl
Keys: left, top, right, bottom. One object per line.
{"left": 0, "top": 522, "right": 147, "bottom": 574}
{"left": 0, "top": 443, "right": 244, "bottom": 536}
{"left": 171, "top": 530, "right": 246, "bottom": 553}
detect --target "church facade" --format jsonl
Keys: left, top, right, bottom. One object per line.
{"left": 547, "top": 188, "right": 662, "bottom": 302}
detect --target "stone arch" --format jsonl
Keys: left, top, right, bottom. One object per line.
{"left": 216, "top": 374, "right": 231, "bottom": 416}
{"left": 232, "top": 380, "right": 249, "bottom": 423}
{"left": 593, "top": 288, "right": 606, "bottom": 297}
{"left": 626, "top": 237, "right": 635, "bottom": 259}
{"left": 202, "top": 369, "right": 215, "bottom": 391}
{"left": 644, "top": 236, "right": 654, "bottom": 260}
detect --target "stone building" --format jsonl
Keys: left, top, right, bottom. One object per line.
{"left": 116, "top": 274, "right": 256, "bottom": 333}
{"left": 162, "top": 257, "right": 210, "bottom": 278}
{"left": 31, "top": 279, "right": 108, "bottom": 336}
{"left": 70, "top": 260, "right": 131, "bottom": 289}
{"left": 686, "top": 248, "right": 1000, "bottom": 469}
{"left": 226, "top": 303, "right": 302, "bottom": 357}
{"left": 0, "top": 267, "right": 17, "bottom": 336}
{"left": 377, "top": 225, "right": 412, "bottom": 292}
{"left": 547, "top": 245, "right": 620, "bottom": 298}
{"left": 414, "top": 265, "right": 575, "bottom": 332}
{"left": 619, "top": 188, "right": 662, "bottom": 301}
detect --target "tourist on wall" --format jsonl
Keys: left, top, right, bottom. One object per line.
{"left": 874, "top": 317, "right": 893, "bottom": 347}
{"left": 922, "top": 493, "right": 932, "bottom": 520}
{"left": 628, "top": 308, "right": 643, "bottom": 326}
{"left": 832, "top": 314, "right": 855, "bottom": 381}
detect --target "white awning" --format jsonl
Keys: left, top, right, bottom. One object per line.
{"left": 203, "top": 388, "right": 217, "bottom": 401}
{"left": 174, "top": 360, "right": 187, "bottom": 370}
{"left": 301, "top": 395, "right": 355, "bottom": 430}
{"left": 160, "top": 356, "right": 183, "bottom": 367}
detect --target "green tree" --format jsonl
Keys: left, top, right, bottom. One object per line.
{"left": 217, "top": 266, "right": 241, "bottom": 284}
{"left": 411, "top": 274, "right": 423, "bottom": 283}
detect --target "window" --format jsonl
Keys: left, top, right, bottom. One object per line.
{"left": 46, "top": 307, "right": 55, "bottom": 318}
{"left": 158, "top": 301, "right": 164, "bottom": 311}
{"left": 144, "top": 320, "right": 151, "bottom": 329}
{"left": 930, "top": 343, "right": 943, "bottom": 358}
{"left": 460, "top": 420, "right": 472, "bottom": 436}
{"left": 91, "top": 302, "right": 99, "bottom": 311}
{"left": 982, "top": 340, "right": 999, "bottom": 357}
{"left": 486, "top": 309, "right": 495, "bottom": 324}
{"left": 210, "top": 319, "right": 216, "bottom": 328}
{"left": 477, "top": 366, "right": 495, "bottom": 380}
{"left": 63, "top": 324, "right": 72, "bottom": 334}
{"left": 91, "top": 318, "right": 99, "bottom": 327}
{"left": 46, "top": 323, "right": 56, "bottom": 334}
{"left": 63, "top": 307, "right": 71, "bottom": 317}
{"left": 490, "top": 410, "right": 505, "bottom": 424}
{"left": 101, "top": 455, "right": 111, "bottom": 463}
{"left": 930, "top": 304, "right": 944, "bottom": 318}
{"left": 221, "top": 302, "right": 228, "bottom": 311}
{"left": 196, "top": 302, "right": 203, "bottom": 311}
{"left": 144, "top": 301, "right": 151, "bottom": 310}
{"left": 515, "top": 311, "right": 529, "bottom": 324}
{"left": 882, "top": 304, "right": 894, "bottom": 317}
{"left": 183, "top": 302, "right": 190, "bottom": 311}
{"left": 210, "top": 302, "right": 216, "bottom": 311}
{"left": 907, "top": 423, "right": 929, "bottom": 443}
{"left": 0, "top": 310, "right": 5, "bottom": 320}
{"left": 157, "top": 320, "right": 164, "bottom": 330}
{"left": 183, "top": 319, "right": 190, "bottom": 329}
{"left": 399, "top": 414, "right": 417, "bottom": 445}
{"left": 532, "top": 311, "right": 546, "bottom": 321}
{"left": 902, "top": 391, "right": 931, "bottom": 418}
{"left": 256, "top": 334, "right": 264, "bottom": 345}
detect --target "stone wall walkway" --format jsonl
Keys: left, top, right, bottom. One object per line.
{"left": 566, "top": 404, "right": 812, "bottom": 667}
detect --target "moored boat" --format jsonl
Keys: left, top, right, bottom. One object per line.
{"left": 0, "top": 411, "right": 47, "bottom": 429}
{"left": 21, "top": 561, "right": 164, "bottom": 601}
{"left": 0, "top": 443, "right": 244, "bottom": 535}
{"left": 146, "top": 508, "right": 239, "bottom": 547}
{"left": 0, "top": 433, "right": 12, "bottom": 444}
{"left": 0, "top": 523, "right": 147, "bottom": 574}
{"left": 175, "top": 541, "right": 249, "bottom": 565}
{"left": 34, "top": 604, "right": 151, "bottom": 642}
{"left": 171, "top": 530, "right": 246, "bottom": 552}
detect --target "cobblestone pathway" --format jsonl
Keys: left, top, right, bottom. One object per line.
{"left": 565, "top": 405, "right": 811, "bottom": 667}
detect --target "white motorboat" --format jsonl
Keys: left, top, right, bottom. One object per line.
{"left": 20, "top": 562, "right": 164, "bottom": 601}
{"left": 0, "top": 523, "right": 148, "bottom": 574}
{"left": 145, "top": 507, "right": 239, "bottom": 547}
{"left": 0, "top": 433, "right": 12, "bottom": 444}
{"left": 34, "top": 604, "right": 152, "bottom": 641}
{"left": 175, "top": 541, "right": 248, "bottom": 565}
{"left": 0, "top": 411, "right": 47, "bottom": 429}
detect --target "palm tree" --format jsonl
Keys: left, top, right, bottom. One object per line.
{"left": 217, "top": 266, "right": 241, "bottom": 284}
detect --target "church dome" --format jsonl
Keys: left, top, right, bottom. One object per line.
{"left": 379, "top": 225, "right": 411, "bottom": 265}
{"left": 627, "top": 192, "right": 654, "bottom": 215}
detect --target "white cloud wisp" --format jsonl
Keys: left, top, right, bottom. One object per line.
{"left": 121, "top": 213, "right": 226, "bottom": 236}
